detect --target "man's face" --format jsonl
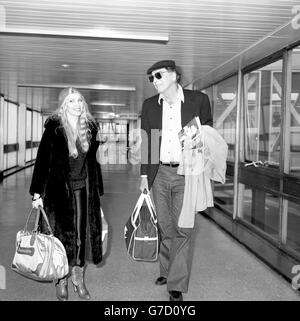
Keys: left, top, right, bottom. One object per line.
{"left": 149, "top": 68, "right": 176, "bottom": 94}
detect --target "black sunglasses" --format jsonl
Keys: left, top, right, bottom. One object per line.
{"left": 148, "top": 71, "right": 168, "bottom": 83}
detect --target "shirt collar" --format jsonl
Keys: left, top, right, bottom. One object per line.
{"left": 158, "top": 84, "right": 185, "bottom": 105}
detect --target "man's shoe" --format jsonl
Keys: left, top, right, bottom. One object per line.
{"left": 155, "top": 276, "right": 167, "bottom": 285}
{"left": 169, "top": 291, "right": 183, "bottom": 301}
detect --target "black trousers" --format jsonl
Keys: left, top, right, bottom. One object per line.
{"left": 73, "top": 187, "right": 88, "bottom": 267}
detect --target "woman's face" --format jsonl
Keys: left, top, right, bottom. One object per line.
{"left": 65, "top": 93, "right": 84, "bottom": 117}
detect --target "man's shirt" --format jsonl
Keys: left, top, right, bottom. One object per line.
{"left": 159, "top": 85, "right": 184, "bottom": 163}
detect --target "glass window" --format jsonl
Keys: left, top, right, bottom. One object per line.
{"left": 286, "top": 200, "right": 300, "bottom": 253}
{"left": 202, "top": 86, "right": 213, "bottom": 111}
{"left": 213, "top": 176, "right": 234, "bottom": 214}
{"left": 32, "top": 111, "right": 38, "bottom": 142}
{"left": 214, "top": 76, "right": 238, "bottom": 161}
{"left": 289, "top": 46, "right": 300, "bottom": 177}
{"left": 213, "top": 75, "right": 238, "bottom": 215}
{"left": 26, "top": 88, "right": 32, "bottom": 107}
{"left": 32, "top": 111, "right": 38, "bottom": 159}
{"left": 244, "top": 60, "right": 283, "bottom": 166}
{"left": 115, "top": 122, "right": 127, "bottom": 164}
{"left": 7, "top": 102, "right": 18, "bottom": 145}
{"left": 7, "top": 102, "right": 18, "bottom": 168}
{"left": 26, "top": 109, "right": 32, "bottom": 162}
{"left": 37, "top": 113, "right": 43, "bottom": 141}
{"left": 3, "top": 100, "right": 7, "bottom": 169}
{"left": 239, "top": 183, "right": 280, "bottom": 239}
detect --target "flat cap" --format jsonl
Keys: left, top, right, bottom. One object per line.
{"left": 147, "top": 60, "right": 176, "bottom": 74}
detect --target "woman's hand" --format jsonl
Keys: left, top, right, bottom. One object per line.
{"left": 32, "top": 193, "right": 44, "bottom": 209}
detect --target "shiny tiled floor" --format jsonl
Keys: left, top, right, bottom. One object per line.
{"left": 0, "top": 164, "right": 300, "bottom": 301}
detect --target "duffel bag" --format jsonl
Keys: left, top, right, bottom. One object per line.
{"left": 124, "top": 192, "right": 159, "bottom": 261}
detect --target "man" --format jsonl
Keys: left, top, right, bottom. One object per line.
{"left": 140, "top": 60, "right": 212, "bottom": 301}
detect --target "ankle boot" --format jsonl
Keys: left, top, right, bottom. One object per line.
{"left": 71, "top": 266, "right": 91, "bottom": 300}
{"left": 55, "top": 276, "right": 68, "bottom": 301}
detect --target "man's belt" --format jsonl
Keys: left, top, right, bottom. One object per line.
{"left": 160, "top": 161, "right": 180, "bottom": 168}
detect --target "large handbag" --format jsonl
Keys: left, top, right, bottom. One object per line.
{"left": 11, "top": 206, "right": 69, "bottom": 282}
{"left": 124, "top": 192, "right": 159, "bottom": 261}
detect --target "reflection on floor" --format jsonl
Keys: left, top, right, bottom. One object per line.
{"left": 0, "top": 164, "right": 299, "bottom": 301}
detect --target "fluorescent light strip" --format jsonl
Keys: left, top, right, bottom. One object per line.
{"left": 0, "top": 27, "right": 169, "bottom": 44}
{"left": 95, "top": 112, "right": 115, "bottom": 115}
{"left": 18, "top": 83, "right": 136, "bottom": 91}
{"left": 94, "top": 112, "right": 116, "bottom": 119}
{"left": 90, "top": 102, "right": 126, "bottom": 106}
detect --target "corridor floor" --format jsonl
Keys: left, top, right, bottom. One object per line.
{"left": 0, "top": 164, "right": 299, "bottom": 301}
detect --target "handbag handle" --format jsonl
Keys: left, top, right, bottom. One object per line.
{"left": 24, "top": 206, "right": 53, "bottom": 235}
{"left": 131, "top": 193, "right": 147, "bottom": 226}
{"left": 131, "top": 192, "right": 157, "bottom": 226}
{"left": 143, "top": 193, "right": 158, "bottom": 224}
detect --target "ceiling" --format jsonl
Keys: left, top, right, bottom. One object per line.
{"left": 0, "top": 0, "right": 299, "bottom": 120}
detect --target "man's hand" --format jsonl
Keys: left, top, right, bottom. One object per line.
{"left": 140, "top": 176, "right": 149, "bottom": 194}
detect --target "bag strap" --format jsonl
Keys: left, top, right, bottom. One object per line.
{"left": 131, "top": 193, "right": 146, "bottom": 226}
{"left": 23, "top": 207, "right": 37, "bottom": 232}
{"left": 24, "top": 206, "right": 53, "bottom": 235}
{"left": 37, "top": 207, "right": 54, "bottom": 235}
{"left": 143, "top": 193, "right": 158, "bottom": 224}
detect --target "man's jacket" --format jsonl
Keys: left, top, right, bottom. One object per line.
{"left": 140, "top": 89, "right": 213, "bottom": 188}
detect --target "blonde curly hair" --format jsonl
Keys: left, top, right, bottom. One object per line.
{"left": 57, "top": 87, "right": 94, "bottom": 158}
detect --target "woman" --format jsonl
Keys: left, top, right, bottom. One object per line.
{"left": 30, "top": 87, "right": 104, "bottom": 301}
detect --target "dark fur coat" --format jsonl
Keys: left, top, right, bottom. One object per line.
{"left": 29, "top": 115, "right": 104, "bottom": 265}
